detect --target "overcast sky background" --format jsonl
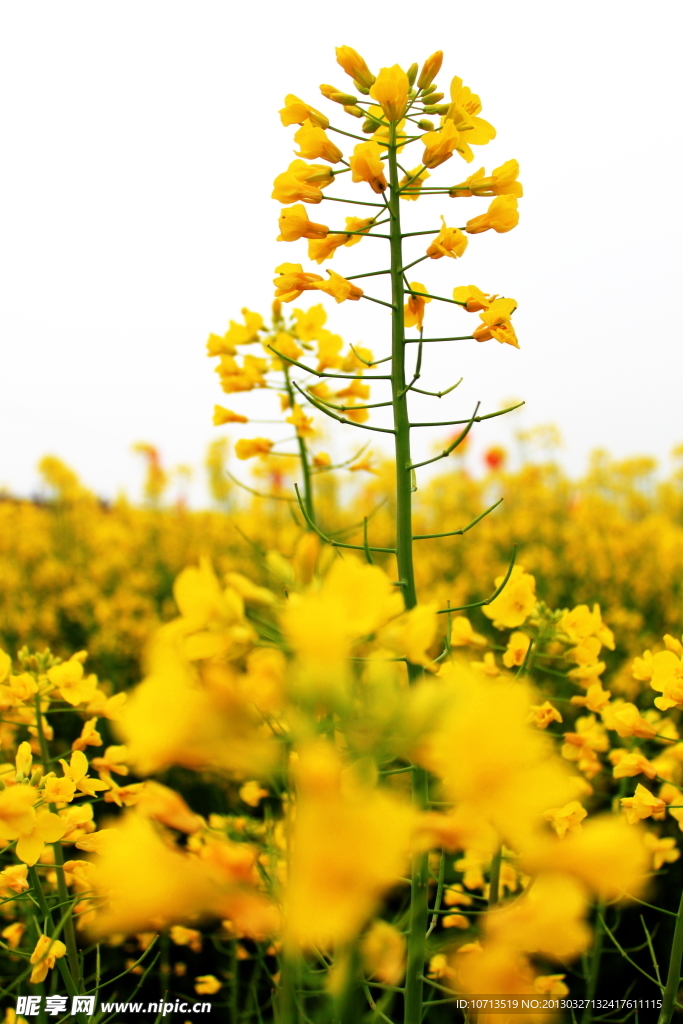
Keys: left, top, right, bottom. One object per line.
{"left": 1, "top": 1, "right": 681, "bottom": 502}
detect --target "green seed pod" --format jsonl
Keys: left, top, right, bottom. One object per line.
{"left": 320, "top": 84, "right": 357, "bottom": 105}
{"left": 331, "top": 91, "right": 358, "bottom": 106}
{"left": 422, "top": 102, "right": 451, "bottom": 115}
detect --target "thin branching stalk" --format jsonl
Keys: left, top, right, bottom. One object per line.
{"left": 658, "top": 885, "right": 683, "bottom": 1024}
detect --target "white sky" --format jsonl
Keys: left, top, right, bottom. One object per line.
{"left": 1, "top": 0, "right": 681, "bottom": 502}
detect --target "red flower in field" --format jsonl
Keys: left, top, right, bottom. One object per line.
{"left": 484, "top": 446, "right": 506, "bottom": 471}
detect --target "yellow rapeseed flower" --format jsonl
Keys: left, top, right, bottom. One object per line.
{"left": 452, "top": 284, "right": 493, "bottom": 312}
{"left": 286, "top": 404, "right": 315, "bottom": 438}
{"left": 236, "top": 438, "right": 273, "bottom": 461}
{"left": 272, "top": 160, "right": 334, "bottom": 205}
{"left": 451, "top": 160, "right": 523, "bottom": 198}
{"left": 404, "top": 282, "right": 431, "bottom": 331}
{"left": 399, "top": 165, "right": 430, "bottom": 200}
{"left": 47, "top": 657, "right": 98, "bottom": 706}
{"left": 279, "top": 94, "right": 329, "bottom": 129}
{"left": 273, "top": 263, "right": 323, "bottom": 303}
{"left": 294, "top": 120, "right": 342, "bottom": 163}
{"left": 472, "top": 297, "right": 519, "bottom": 348}
{"left": 449, "top": 617, "right": 487, "bottom": 648}
{"left": 277, "top": 204, "right": 329, "bottom": 242}
{"left": 314, "top": 271, "right": 364, "bottom": 303}
{"left": 643, "top": 832, "right": 680, "bottom": 870}
{"left": 284, "top": 741, "right": 416, "bottom": 947}
{"left": 370, "top": 65, "right": 409, "bottom": 122}
{"left": 466, "top": 195, "right": 519, "bottom": 234}
{"left": 421, "top": 121, "right": 462, "bottom": 169}
{"left": 483, "top": 565, "right": 536, "bottom": 629}
{"left": 621, "top": 784, "right": 666, "bottom": 824}
{"left": 527, "top": 701, "right": 563, "bottom": 730}
{"left": 349, "top": 142, "right": 387, "bottom": 193}
{"left": 29, "top": 934, "right": 67, "bottom": 985}
{"left": 213, "top": 406, "right": 248, "bottom": 426}
{"left": 291, "top": 303, "right": 327, "bottom": 341}
{"left": 426, "top": 217, "right": 468, "bottom": 259}
{"left": 650, "top": 650, "right": 683, "bottom": 710}
{"left": 543, "top": 801, "right": 587, "bottom": 838}
{"left": 445, "top": 76, "right": 496, "bottom": 162}
{"left": 502, "top": 631, "right": 531, "bottom": 668}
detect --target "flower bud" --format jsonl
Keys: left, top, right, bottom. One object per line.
{"left": 417, "top": 50, "right": 443, "bottom": 90}
{"left": 424, "top": 92, "right": 444, "bottom": 103}
{"left": 305, "top": 167, "right": 335, "bottom": 184}
{"left": 344, "top": 105, "right": 364, "bottom": 118}
{"left": 332, "top": 91, "right": 359, "bottom": 106}
{"left": 361, "top": 119, "right": 376, "bottom": 134}
{"left": 336, "top": 46, "right": 375, "bottom": 89}
{"left": 30, "top": 767, "right": 43, "bottom": 786}
{"left": 407, "top": 63, "right": 419, "bottom": 86}
{"left": 422, "top": 103, "right": 450, "bottom": 115}
{"left": 422, "top": 83, "right": 438, "bottom": 96}
{"left": 15, "top": 771, "right": 24, "bottom": 784}
{"left": 353, "top": 80, "right": 370, "bottom": 95}
{"left": 320, "top": 84, "right": 357, "bottom": 105}
{"left": 417, "top": 119, "right": 435, "bottom": 131}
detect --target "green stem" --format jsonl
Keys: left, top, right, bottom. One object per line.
{"left": 580, "top": 900, "right": 605, "bottom": 1024}
{"left": 34, "top": 695, "right": 82, "bottom": 992}
{"left": 283, "top": 365, "right": 315, "bottom": 523}
{"left": 230, "top": 939, "right": 239, "bottom": 1024}
{"left": 405, "top": 771, "right": 430, "bottom": 1024}
{"left": 387, "top": 117, "right": 429, "bottom": 1024}
{"left": 333, "top": 944, "right": 361, "bottom": 1024}
{"left": 488, "top": 847, "right": 503, "bottom": 907}
{"left": 27, "top": 866, "right": 85, "bottom": 1023}
{"left": 387, "top": 124, "right": 416, "bottom": 613}
{"left": 658, "top": 884, "right": 683, "bottom": 1024}
{"left": 276, "top": 950, "right": 299, "bottom": 1024}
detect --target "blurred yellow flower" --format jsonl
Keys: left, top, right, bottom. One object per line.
{"left": 483, "top": 566, "right": 536, "bottom": 629}
{"left": 285, "top": 742, "right": 416, "bottom": 947}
